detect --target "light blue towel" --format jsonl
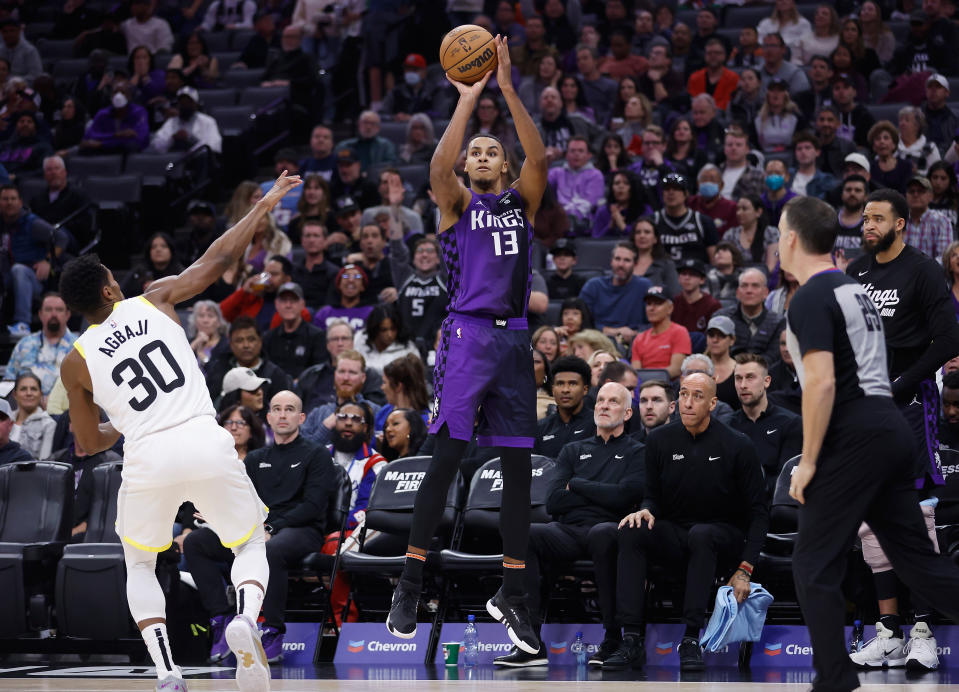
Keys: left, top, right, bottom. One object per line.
{"left": 700, "top": 583, "right": 774, "bottom": 652}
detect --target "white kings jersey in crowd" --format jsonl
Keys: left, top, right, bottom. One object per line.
{"left": 73, "top": 296, "right": 215, "bottom": 443}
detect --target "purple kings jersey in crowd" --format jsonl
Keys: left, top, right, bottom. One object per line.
{"left": 439, "top": 187, "right": 533, "bottom": 319}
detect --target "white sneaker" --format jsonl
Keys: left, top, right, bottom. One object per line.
{"left": 225, "top": 614, "right": 271, "bottom": 692}
{"left": 905, "top": 622, "right": 940, "bottom": 671}
{"left": 849, "top": 621, "right": 906, "bottom": 668}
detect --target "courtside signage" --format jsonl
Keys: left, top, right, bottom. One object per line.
{"left": 335, "top": 623, "right": 431, "bottom": 662}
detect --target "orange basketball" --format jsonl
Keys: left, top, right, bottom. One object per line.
{"left": 440, "top": 25, "right": 497, "bottom": 85}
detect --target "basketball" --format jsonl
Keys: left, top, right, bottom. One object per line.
{"left": 440, "top": 25, "right": 497, "bottom": 85}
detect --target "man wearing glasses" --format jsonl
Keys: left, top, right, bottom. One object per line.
{"left": 183, "top": 390, "right": 338, "bottom": 664}
{"left": 301, "top": 349, "right": 382, "bottom": 445}
{"left": 626, "top": 124, "right": 673, "bottom": 203}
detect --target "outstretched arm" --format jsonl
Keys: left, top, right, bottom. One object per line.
{"left": 431, "top": 70, "right": 491, "bottom": 230}
{"left": 496, "top": 36, "right": 547, "bottom": 221}
{"left": 144, "top": 172, "right": 302, "bottom": 308}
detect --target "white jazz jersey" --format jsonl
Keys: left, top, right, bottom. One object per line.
{"left": 73, "top": 296, "right": 215, "bottom": 443}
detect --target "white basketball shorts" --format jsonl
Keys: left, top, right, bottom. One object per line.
{"left": 115, "top": 415, "right": 267, "bottom": 552}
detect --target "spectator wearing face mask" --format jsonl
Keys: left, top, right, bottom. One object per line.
{"left": 688, "top": 164, "right": 738, "bottom": 235}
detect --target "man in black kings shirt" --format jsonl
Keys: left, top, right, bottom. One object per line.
{"left": 848, "top": 188, "right": 959, "bottom": 486}
{"left": 534, "top": 356, "right": 595, "bottom": 460}
{"left": 845, "top": 188, "right": 959, "bottom": 669}
{"left": 652, "top": 173, "right": 718, "bottom": 264}
{"left": 779, "top": 196, "right": 959, "bottom": 692}
{"left": 497, "top": 383, "right": 644, "bottom": 668}
{"left": 606, "top": 372, "right": 767, "bottom": 672}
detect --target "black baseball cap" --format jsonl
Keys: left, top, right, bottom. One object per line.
{"left": 644, "top": 285, "right": 671, "bottom": 302}
{"left": 187, "top": 199, "right": 215, "bottom": 216}
{"left": 661, "top": 172, "right": 688, "bottom": 191}
{"left": 677, "top": 258, "right": 707, "bottom": 277}
{"left": 552, "top": 238, "right": 576, "bottom": 256}
{"left": 334, "top": 196, "right": 359, "bottom": 214}
{"left": 277, "top": 281, "right": 304, "bottom": 299}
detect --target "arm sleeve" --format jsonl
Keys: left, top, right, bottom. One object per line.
{"left": 672, "top": 324, "right": 692, "bottom": 355}
{"left": 590, "top": 206, "right": 612, "bottom": 238}
{"left": 3, "top": 341, "right": 22, "bottom": 379}
{"left": 737, "top": 438, "right": 770, "bottom": 565}
{"left": 39, "top": 418, "right": 56, "bottom": 460}
{"left": 219, "top": 289, "right": 257, "bottom": 323}
{"left": 300, "top": 406, "right": 334, "bottom": 446}
{"left": 240, "top": 0, "right": 256, "bottom": 28}
{"left": 545, "top": 445, "right": 588, "bottom": 516}
{"left": 891, "top": 261, "right": 959, "bottom": 400}
{"left": 269, "top": 447, "right": 335, "bottom": 531}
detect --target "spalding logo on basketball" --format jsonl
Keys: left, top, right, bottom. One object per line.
{"left": 440, "top": 25, "right": 498, "bottom": 85}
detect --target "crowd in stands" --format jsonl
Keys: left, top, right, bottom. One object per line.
{"left": 5, "top": 0, "right": 959, "bottom": 672}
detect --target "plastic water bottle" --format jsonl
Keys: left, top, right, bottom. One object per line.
{"left": 848, "top": 619, "right": 865, "bottom": 654}
{"left": 571, "top": 631, "right": 587, "bottom": 666}
{"left": 463, "top": 615, "right": 479, "bottom": 667}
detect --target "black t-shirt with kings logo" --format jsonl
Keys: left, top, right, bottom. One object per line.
{"left": 847, "top": 245, "right": 959, "bottom": 400}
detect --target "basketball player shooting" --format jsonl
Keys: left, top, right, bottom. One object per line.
{"left": 58, "top": 172, "right": 301, "bottom": 692}
{"left": 385, "top": 36, "right": 547, "bottom": 658}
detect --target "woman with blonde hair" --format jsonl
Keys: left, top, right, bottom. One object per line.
{"left": 943, "top": 241, "right": 959, "bottom": 321}
{"left": 588, "top": 349, "right": 619, "bottom": 388}
{"left": 531, "top": 325, "right": 560, "bottom": 363}
{"left": 757, "top": 0, "right": 812, "bottom": 55}
{"left": 225, "top": 180, "right": 264, "bottom": 225}
{"left": 859, "top": 0, "right": 895, "bottom": 63}
{"left": 399, "top": 113, "right": 436, "bottom": 165}
{"left": 614, "top": 94, "right": 653, "bottom": 151}
{"left": 792, "top": 4, "right": 839, "bottom": 64}
{"left": 755, "top": 80, "right": 802, "bottom": 151}
{"left": 567, "top": 330, "right": 618, "bottom": 363}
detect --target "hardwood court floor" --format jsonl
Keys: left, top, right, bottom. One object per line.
{"left": 4, "top": 681, "right": 959, "bottom": 691}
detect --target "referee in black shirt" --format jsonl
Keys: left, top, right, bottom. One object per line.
{"left": 780, "top": 196, "right": 959, "bottom": 692}
{"left": 606, "top": 372, "right": 768, "bottom": 672}
{"left": 495, "top": 383, "right": 645, "bottom": 668}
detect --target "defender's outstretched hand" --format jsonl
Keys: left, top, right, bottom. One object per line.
{"left": 446, "top": 68, "right": 492, "bottom": 99}
{"left": 494, "top": 35, "right": 513, "bottom": 90}
{"left": 261, "top": 170, "right": 303, "bottom": 211}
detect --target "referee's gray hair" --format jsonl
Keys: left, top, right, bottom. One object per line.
{"left": 681, "top": 353, "right": 715, "bottom": 377}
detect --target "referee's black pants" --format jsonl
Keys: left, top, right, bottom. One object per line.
{"left": 524, "top": 521, "right": 619, "bottom": 635}
{"left": 616, "top": 520, "right": 744, "bottom": 631}
{"left": 793, "top": 399, "right": 959, "bottom": 692}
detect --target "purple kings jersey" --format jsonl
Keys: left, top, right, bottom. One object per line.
{"left": 439, "top": 187, "right": 533, "bottom": 319}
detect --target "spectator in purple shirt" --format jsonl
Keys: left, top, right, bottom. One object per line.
{"left": 312, "top": 263, "right": 374, "bottom": 331}
{"left": 80, "top": 81, "right": 149, "bottom": 154}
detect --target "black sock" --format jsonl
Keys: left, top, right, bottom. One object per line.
{"left": 624, "top": 625, "right": 643, "bottom": 639}
{"left": 880, "top": 614, "right": 903, "bottom": 638}
{"left": 605, "top": 627, "right": 623, "bottom": 642}
{"left": 684, "top": 625, "right": 699, "bottom": 640}
{"left": 400, "top": 552, "right": 426, "bottom": 588}
{"left": 498, "top": 447, "right": 532, "bottom": 598}
{"left": 402, "top": 426, "right": 468, "bottom": 578}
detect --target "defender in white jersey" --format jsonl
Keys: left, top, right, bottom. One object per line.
{"left": 59, "top": 172, "right": 301, "bottom": 692}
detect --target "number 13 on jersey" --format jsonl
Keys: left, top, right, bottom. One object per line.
{"left": 492, "top": 229, "right": 519, "bottom": 256}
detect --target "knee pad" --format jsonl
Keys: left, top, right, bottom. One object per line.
{"left": 122, "top": 545, "right": 166, "bottom": 624}
{"left": 859, "top": 524, "right": 892, "bottom": 574}
{"left": 231, "top": 527, "right": 269, "bottom": 593}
